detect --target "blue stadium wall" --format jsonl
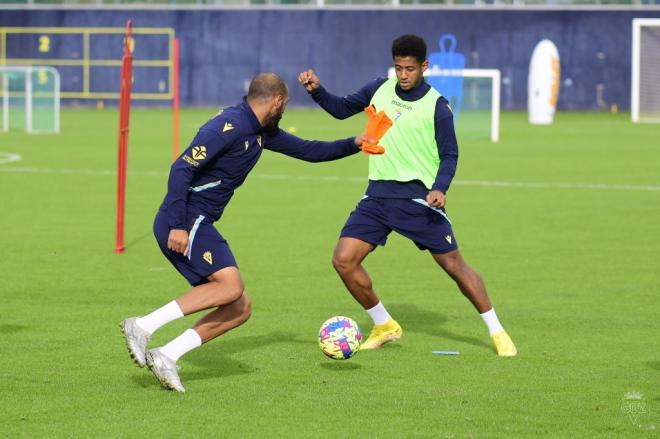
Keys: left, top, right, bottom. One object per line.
{"left": 1, "top": 9, "right": 659, "bottom": 110}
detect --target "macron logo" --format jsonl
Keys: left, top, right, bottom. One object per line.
{"left": 445, "top": 235, "right": 452, "bottom": 244}
{"left": 223, "top": 122, "right": 234, "bottom": 133}
{"left": 391, "top": 100, "right": 413, "bottom": 111}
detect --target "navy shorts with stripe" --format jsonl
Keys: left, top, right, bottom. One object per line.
{"left": 340, "top": 196, "right": 458, "bottom": 254}
{"left": 153, "top": 210, "right": 237, "bottom": 286}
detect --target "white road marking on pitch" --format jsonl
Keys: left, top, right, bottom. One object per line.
{"left": 0, "top": 152, "right": 22, "bottom": 165}
{"left": 0, "top": 166, "right": 659, "bottom": 192}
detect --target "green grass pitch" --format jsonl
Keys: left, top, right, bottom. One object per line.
{"left": 1, "top": 108, "right": 658, "bottom": 437}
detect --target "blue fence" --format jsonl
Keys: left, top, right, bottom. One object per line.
{"left": 1, "top": 9, "right": 659, "bottom": 110}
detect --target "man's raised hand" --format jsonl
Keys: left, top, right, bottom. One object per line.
{"left": 298, "top": 69, "right": 320, "bottom": 92}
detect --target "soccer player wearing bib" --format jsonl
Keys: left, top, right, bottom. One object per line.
{"left": 298, "top": 35, "right": 517, "bottom": 356}
{"left": 120, "top": 73, "right": 375, "bottom": 392}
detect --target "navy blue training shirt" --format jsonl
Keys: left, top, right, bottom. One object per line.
{"left": 310, "top": 77, "right": 458, "bottom": 198}
{"left": 160, "top": 99, "right": 360, "bottom": 229}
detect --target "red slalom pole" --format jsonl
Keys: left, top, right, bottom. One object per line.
{"left": 115, "top": 20, "right": 133, "bottom": 254}
{"left": 173, "top": 37, "right": 180, "bottom": 162}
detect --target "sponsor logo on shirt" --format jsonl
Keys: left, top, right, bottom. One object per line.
{"left": 391, "top": 100, "right": 413, "bottom": 111}
{"left": 192, "top": 145, "right": 207, "bottom": 160}
{"left": 183, "top": 155, "right": 200, "bottom": 167}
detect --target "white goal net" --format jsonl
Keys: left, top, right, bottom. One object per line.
{"left": 0, "top": 66, "right": 60, "bottom": 133}
{"left": 388, "top": 67, "right": 500, "bottom": 142}
{"left": 631, "top": 18, "right": 660, "bottom": 123}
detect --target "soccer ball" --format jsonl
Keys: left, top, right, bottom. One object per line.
{"left": 318, "top": 316, "right": 362, "bottom": 360}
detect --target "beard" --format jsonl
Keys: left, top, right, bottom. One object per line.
{"left": 264, "top": 109, "right": 284, "bottom": 136}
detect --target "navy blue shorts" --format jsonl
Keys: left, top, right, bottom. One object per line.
{"left": 340, "top": 196, "right": 458, "bottom": 254}
{"left": 153, "top": 210, "right": 238, "bottom": 286}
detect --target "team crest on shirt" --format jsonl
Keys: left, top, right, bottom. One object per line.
{"left": 192, "top": 145, "right": 207, "bottom": 160}
{"left": 203, "top": 251, "right": 213, "bottom": 265}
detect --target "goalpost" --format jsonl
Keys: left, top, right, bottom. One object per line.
{"left": 388, "top": 67, "right": 500, "bottom": 142}
{"left": 0, "top": 66, "right": 60, "bottom": 133}
{"left": 631, "top": 18, "right": 660, "bottom": 123}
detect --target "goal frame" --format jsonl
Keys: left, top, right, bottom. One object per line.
{"left": 631, "top": 18, "right": 660, "bottom": 123}
{"left": 0, "top": 65, "right": 60, "bottom": 133}
{"left": 388, "top": 67, "right": 501, "bottom": 142}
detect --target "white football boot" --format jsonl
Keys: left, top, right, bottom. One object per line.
{"left": 120, "top": 317, "right": 151, "bottom": 368}
{"left": 146, "top": 348, "right": 185, "bottom": 393}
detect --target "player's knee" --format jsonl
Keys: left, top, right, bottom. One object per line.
{"left": 332, "top": 251, "right": 354, "bottom": 274}
{"left": 241, "top": 293, "right": 252, "bottom": 322}
{"left": 228, "top": 284, "right": 245, "bottom": 303}
{"left": 209, "top": 280, "right": 244, "bottom": 305}
{"left": 436, "top": 251, "right": 464, "bottom": 278}
{"left": 444, "top": 261, "right": 461, "bottom": 278}
{"left": 447, "top": 259, "right": 477, "bottom": 282}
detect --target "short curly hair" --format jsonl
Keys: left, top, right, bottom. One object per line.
{"left": 392, "top": 35, "right": 427, "bottom": 63}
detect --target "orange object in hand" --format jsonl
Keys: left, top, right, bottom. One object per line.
{"left": 361, "top": 143, "right": 386, "bottom": 154}
{"left": 360, "top": 105, "right": 393, "bottom": 155}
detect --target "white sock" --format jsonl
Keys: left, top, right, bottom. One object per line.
{"left": 136, "top": 300, "right": 184, "bottom": 335}
{"left": 160, "top": 329, "right": 202, "bottom": 363}
{"left": 480, "top": 308, "right": 504, "bottom": 336}
{"left": 366, "top": 302, "right": 391, "bottom": 325}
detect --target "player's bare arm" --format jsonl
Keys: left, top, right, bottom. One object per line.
{"left": 426, "top": 190, "right": 446, "bottom": 208}
{"left": 298, "top": 69, "right": 320, "bottom": 92}
{"left": 168, "top": 229, "right": 189, "bottom": 256}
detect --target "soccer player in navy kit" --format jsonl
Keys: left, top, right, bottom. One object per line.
{"left": 298, "top": 35, "right": 517, "bottom": 356}
{"left": 121, "top": 73, "right": 373, "bottom": 392}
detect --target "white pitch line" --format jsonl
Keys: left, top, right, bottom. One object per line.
{"left": 452, "top": 179, "right": 660, "bottom": 192}
{"left": 0, "top": 152, "right": 22, "bottom": 165}
{"left": 256, "top": 173, "right": 362, "bottom": 182}
{"left": 0, "top": 166, "right": 164, "bottom": 177}
{"left": 0, "top": 165, "right": 659, "bottom": 192}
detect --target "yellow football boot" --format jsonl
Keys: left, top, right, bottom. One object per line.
{"left": 360, "top": 319, "right": 403, "bottom": 350}
{"left": 491, "top": 330, "right": 517, "bottom": 357}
